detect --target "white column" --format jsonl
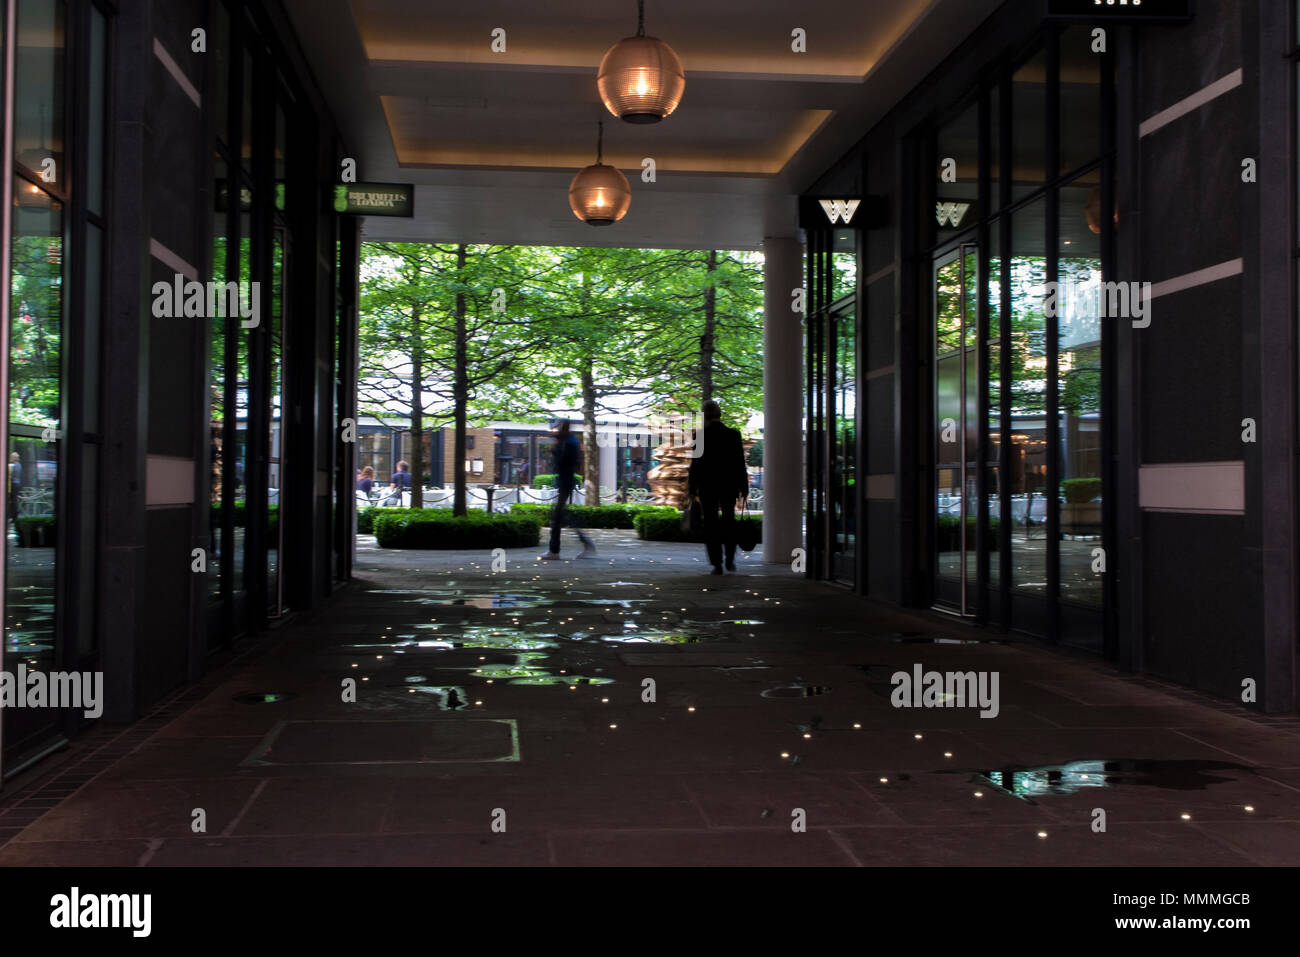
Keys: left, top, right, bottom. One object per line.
{"left": 762, "top": 235, "right": 804, "bottom": 563}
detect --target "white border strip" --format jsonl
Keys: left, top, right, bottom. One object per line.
{"left": 1139, "top": 69, "right": 1242, "bottom": 138}
{"left": 149, "top": 238, "right": 197, "bottom": 281}
{"left": 146, "top": 455, "right": 196, "bottom": 507}
{"left": 1139, "top": 461, "right": 1244, "bottom": 515}
{"left": 152, "top": 37, "right": 200, "bottom": 109}
{"left": 1150, "top": 258, "right": 1244, "bottom": 300}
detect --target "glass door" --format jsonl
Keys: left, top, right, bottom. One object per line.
{"left": 933, "top": 243, "right": 978, "bottom": 614}
{"left": 828, "top": 301, "right": 856, "bottom": 584}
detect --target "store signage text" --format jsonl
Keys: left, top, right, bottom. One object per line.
{"left": 1046, "top": 0, "right": 1192, "bottom": 22}
{"left": 331, "top": 183, "right": 414, "bottom": 217}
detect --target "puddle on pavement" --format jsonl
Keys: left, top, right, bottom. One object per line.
{"left": 341, "top": 627, "right": 561, "bottom": 652}
{"left": 893, "top": 635, "right": 1006, "bottom": 644}
{"left": 359, "top": 683, "right": 469, "bottom": 711}
{"left": 599, "top": 630, "right": 713, "bottom": 644}
{"left": 367, "top": 589, "right": 650, "bottom": 611}
{"left": 963, "top": 759, "right": 1254, "bottom": 801}
{"left": 471, "top": 652, "right": 614, "bottom": 687}
{"left": 232, "top": 692, "right": 298, "bottom": 704}
{"left": 762, "top": 684, "right": 833, "bottom": 698}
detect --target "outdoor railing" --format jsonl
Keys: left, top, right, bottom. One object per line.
{"left": 354, "top": 485, "right": 663, "bottom": 513}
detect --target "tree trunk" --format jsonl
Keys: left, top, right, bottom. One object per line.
{"left": 453, "top": 244, "right": 468, "bottom": 516}
{"left": 700, "top": 249, "right": 717, "bottom": 405}
{"left": 581, "top": 366, "right": 599, "bottom": 505}
{"left": 409, "top": 302, "right": 424, "bottom": 509}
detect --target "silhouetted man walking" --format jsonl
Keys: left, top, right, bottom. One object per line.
{"left": 539, "top": 419, "right": 595, "bottom": 560}
{"left": 688, "top": 400, "right": 749, "bottom": 575}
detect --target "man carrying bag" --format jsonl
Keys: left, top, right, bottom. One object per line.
{"left": 687, "top": 400, "right": 749, "bottom": 575}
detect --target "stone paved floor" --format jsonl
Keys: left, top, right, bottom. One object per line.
{"left": 2, "top": 529, "right": 1298, "bottom": 866}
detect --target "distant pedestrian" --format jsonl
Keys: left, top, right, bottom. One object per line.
{"left": 687, "top": 400, "right": 749, "bottom": 575}
{"left": 357, "top": 465, "right": 375, "bottom": 497}
{"left": 538, "top": 419, "right": 595, "bottom": 560}
{"left": 382, "top": 460, "right": 411, "bottom": 506}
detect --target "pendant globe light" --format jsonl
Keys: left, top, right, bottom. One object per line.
{"left": 569, "top": 121, "right": 631, "bottom": 226}
{"left": 597, "top": 0, "right": 685, "bottom": 124}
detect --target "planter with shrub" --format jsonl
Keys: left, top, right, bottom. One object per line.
{"left": 935, "top": 514, "right": 1000, "bottom": 552}
{"left": 634, "top": 509, "right": 763, "bottom": 544}
{"left": 15, "top": 515, "right": 55, "bottom": 547}
{"left": 510, "top": 502, "right": 676, "bottom": 529}
{"left": 531, "top": 473, "right": 583, "bottom": 489}
{"left": 373, "top": 510, "right": 542, "bottom": 549}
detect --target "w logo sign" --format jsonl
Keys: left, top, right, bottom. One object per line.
{"left": 936, "top": 201, "right": 971, "bottom": 228}
{"left": 819, "top": 199, "right": 860, "bottom": 224}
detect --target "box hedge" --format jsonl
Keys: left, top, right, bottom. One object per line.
{"left": 357, "top": 505, "right": 417, "bottom": 535}
{"left": 510, "top": 502, "right": 676, "bottom": 529}
{"left": 531, "top": 473, "right": 583, "bottom": 489}
{"left": 14, "top": 515, "right": 55, "bottom": 547}
{"left": 935, "top": 514, "right": 1000, "bottom": 551}
{"left": 634, "top": 509, "right": 763, "bottom": 544}
{"left": 373, "top": 509, "right": 542, "bottom": 549}
{"left": 1061, "top": 477, "right": 1102, "bottom": 504}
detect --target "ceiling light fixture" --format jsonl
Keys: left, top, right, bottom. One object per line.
{"left": 568, "top": 121, "right": 631, "bottom": 226}
{"left": 597, "top": 0, "right": 685, "bottom": 124}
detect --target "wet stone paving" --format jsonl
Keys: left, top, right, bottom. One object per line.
{"left": 2, "top": 528, "right": 1299, "bottom": 866}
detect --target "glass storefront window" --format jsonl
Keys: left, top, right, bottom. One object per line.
{"left": 1057, "top": 179, "right": 1103, "bottom": 609}
{"left": 1008, "top": 199, "right": 1048, "bottom": 594}
{"left": 986, "top": 223, "right": 1002, "bottom": 587}
{"left": 936, "top": 98, "right": 980, "bottom": 242}
{"left": 1011, "top": 47, "right": 1047, "bottom": 202}
{"left": 1059, "top": 26, "right": 1102, "bottom": 176}
{"left": 14, "top": 0, "right": 65, "bottom": 189}
{"left": 6, "top": 181, "right": 63, "bottom": 757}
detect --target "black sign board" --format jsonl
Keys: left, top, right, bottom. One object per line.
{"left": 1046, "top": 0, "right": 1192, "bottom": 22}
{"left": 330, "top": 183, "right": 414, "bottom": 217}
{"left": 798, "top": 195, "right": 886, "bottom": 231}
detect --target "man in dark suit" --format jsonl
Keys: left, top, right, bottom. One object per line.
{"left": 687, "top": 400, "right": 749, "bottom": 575}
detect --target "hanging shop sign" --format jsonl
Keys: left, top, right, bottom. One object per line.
{"left": 1045, "top": 0, "right": 1192, "bottom": 23}
{"left": 329, "top": 183, "right": 414, "bottom": 217}
{"left": 798, "top": 195, "right": 886, "bottom": 231}
{"left": 935, "top": 198, "right": 976, "bottom": 229}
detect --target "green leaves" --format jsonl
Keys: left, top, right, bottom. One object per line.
{"left": 357, "top": 243, "right": 766, "bottom": 438}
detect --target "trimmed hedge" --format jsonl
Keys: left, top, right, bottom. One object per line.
{"left": 15, "top": 515, "right": 55, "bottom": 547}
{"left": 634, "top": 509, "right": 763, "bottom": 545}
{"left": 1061, "top": 477, "right": 1102, "bottom": 504}
{"left": 209, "top": 502, "right": 279, "bottom": 538}
{"left": 357, "top": 505, "right": 417, "bottom": 535}
{"left": 532, "top": 473, "right": 583, "bottom": 489}
{"left": 510, "top": 502, "right": 676, "bottom": 529}
{"left": 373, "top": 510, "right": 542, "bottom": 549}
{"left": 936, "top": 514, "right": 1000, "bottom": 551}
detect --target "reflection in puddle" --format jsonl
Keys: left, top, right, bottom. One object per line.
{"left": 361, "top": 684, "right": 469, "bottom": 711}
{"left": 474, "top": 653, "right": 613, "bottom": 686}
{"left": 969, "top": 759, "right": 1253, "bottom": 801}
{"left": 762, "top": 685, "right": 832, "bottom": 698}
{"left": 892, "top": 635, "right": 1006, "bottom": 645}
{"left": 599, "top": 631, "right": 707, "bottom": 644}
